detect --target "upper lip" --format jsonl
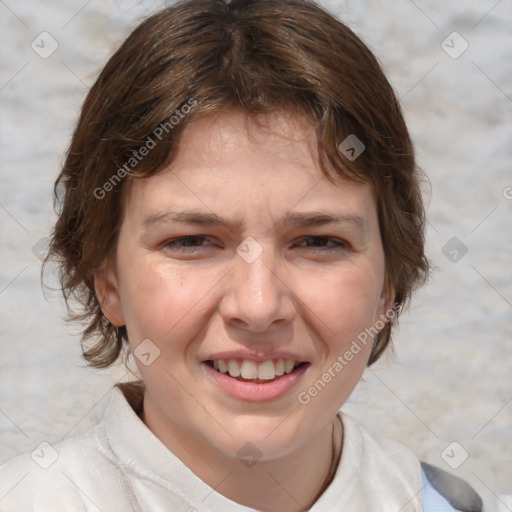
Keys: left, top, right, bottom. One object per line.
{"left": 202, "top": 350, "right": 309, "bottom": 363}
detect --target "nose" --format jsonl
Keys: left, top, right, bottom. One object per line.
{"left": 219, "top": 241, "right": 296, "bottom": 335}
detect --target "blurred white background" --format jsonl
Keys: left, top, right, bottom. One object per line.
{"left": 1, "top": 0, "right": 511, "bottom": 509}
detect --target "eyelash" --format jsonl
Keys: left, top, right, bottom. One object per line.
{"left": 162, "top": 236, "right": 349, "bottom": 254}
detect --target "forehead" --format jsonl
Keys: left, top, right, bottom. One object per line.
{"left": 123, "top": 110, "right": 377, "bottom": 229}
{"left": 164, "top": 109, "right": 324, "bottom": 184}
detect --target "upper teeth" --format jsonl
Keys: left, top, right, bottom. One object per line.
{"left": 212, "top": 359, "right": 299, "bottom": 380}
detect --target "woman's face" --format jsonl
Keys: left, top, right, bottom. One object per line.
{"left": 97, "top": 109, "right": 391, "bottom": 462}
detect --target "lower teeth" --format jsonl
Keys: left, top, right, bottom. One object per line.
{"left": 233, "top": 375, "right": 282, "bottom": 383}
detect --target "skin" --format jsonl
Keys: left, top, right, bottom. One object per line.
{"left": 95, "top": 109, "right": 393, "bottom": 511}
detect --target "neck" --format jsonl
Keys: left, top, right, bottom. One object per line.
{"left": 141, "top": 394, "right": 341, "bottom": 512}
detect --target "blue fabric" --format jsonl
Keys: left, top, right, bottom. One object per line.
{"left": 422, "top": 472, "right": 458, "bottom": 511}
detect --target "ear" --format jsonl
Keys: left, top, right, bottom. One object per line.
{"left": 376, "top": 282, "right": 396, "bottom": 328}
{"left": 94, "top": 262, "right": 126, "bottom": 327}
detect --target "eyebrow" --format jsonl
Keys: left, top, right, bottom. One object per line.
{"left": 142, "top": 209, "right": 367, "bottom": 234}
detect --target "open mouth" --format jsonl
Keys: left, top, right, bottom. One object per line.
{"left": 204, "top": 359, "right": 309, "bottom": 383}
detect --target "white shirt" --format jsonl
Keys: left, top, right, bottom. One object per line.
{"left": 0, "top": 383, "right": 455, "bottom": 511}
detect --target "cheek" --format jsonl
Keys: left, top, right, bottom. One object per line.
{"left": 301, "top": 265, "right": 384, "bottom": 343}
{"left": 295, "top": 269, "right": 380, "bottom": 412}
{"left": 117, "top": 256, "right": 223, "bottom": 347}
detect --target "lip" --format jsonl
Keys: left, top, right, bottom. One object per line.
{"left": 201, "top": 361, "right": 310, "bottom": 402}
{"left": 202, "top": 350, "right": 309, "bottom": 363}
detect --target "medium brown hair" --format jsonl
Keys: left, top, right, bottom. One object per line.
{"left": 45, "top": 0, "right": 429, "bottom": 368}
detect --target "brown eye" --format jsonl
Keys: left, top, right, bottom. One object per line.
{"left": 163, "top": 236, "right": 212, "bottom": 253}
{"left": 298, "top": 236, "right": 349, "bottom": 251}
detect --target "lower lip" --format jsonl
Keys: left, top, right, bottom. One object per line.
{"left": 201, "top": 362, "right": 310, "bottom": 402}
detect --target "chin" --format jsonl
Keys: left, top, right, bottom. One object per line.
{"left": 212, "top": 416, "right": 308, "bottom": 460}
